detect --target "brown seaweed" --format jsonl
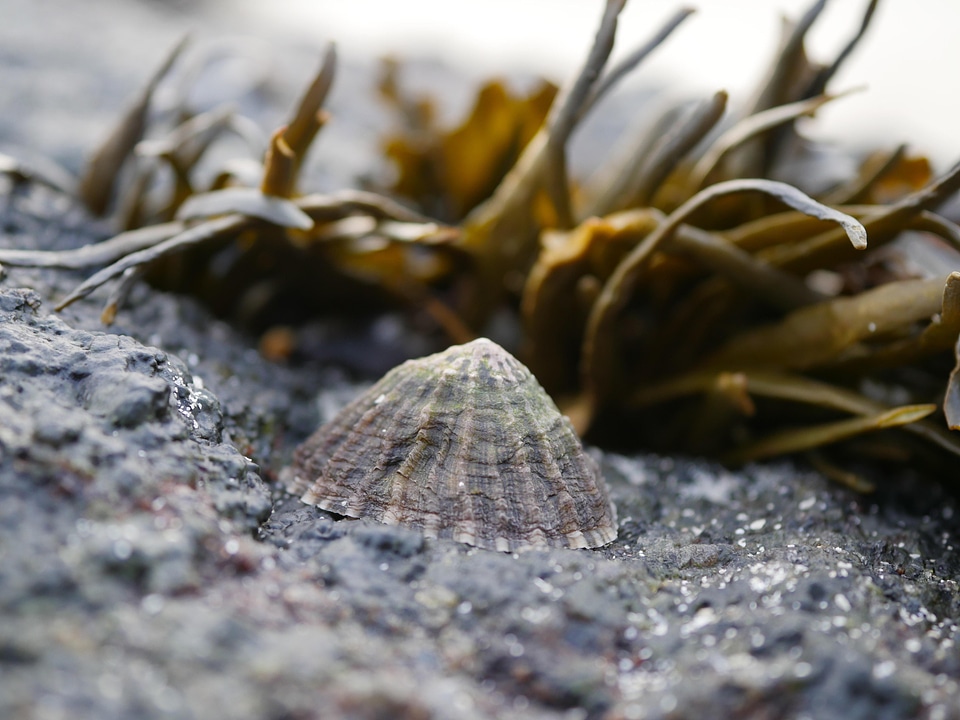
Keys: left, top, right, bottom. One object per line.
{"left": 2, "top": 0, "right": 959, "bottom": 475}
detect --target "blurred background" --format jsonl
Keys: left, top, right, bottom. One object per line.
{"left": 254, "top": 0, "right": 960, "bottom": 162}
{"left": 2, "top": 0, "right": 958, "bottom": 179}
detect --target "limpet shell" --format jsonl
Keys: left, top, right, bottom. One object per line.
{"left": 286, "top": 338, "right": 618, "bottom": 551}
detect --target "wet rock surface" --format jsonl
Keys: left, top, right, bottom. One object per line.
{"left": 3, "top": 2, "right": 960, "bottom": 719}
{"left": 3, "top": 183, "right": 960, "bottom": 720}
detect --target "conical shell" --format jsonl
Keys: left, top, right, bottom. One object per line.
{"left": 286, "top": 338, "right": 618, "bottom": 551}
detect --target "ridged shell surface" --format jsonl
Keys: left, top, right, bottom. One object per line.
{"left": 286, "top": 338, "right": 618, "bottom": 551}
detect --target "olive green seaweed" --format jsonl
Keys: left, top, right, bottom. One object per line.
{"left": 2, "top": 0, "right": 959, "bottom": 475}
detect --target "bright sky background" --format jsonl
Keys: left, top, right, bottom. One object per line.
{"left": 238, "top": 0, "right": 960, "bottom": 168}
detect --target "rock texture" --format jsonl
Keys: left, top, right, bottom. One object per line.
{"left": 2, "top": 180, "right": 959, "bottom": 720}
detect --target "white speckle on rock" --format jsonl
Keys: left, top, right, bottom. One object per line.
{"left": 873, "top": 660, "right": 897, "bottom": 679}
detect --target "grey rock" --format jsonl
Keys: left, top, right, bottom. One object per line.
{"left": 84, "top": 371, "right": 171, "bottom": 428}
{"left": 1, "top": 214, "right": 958, "bottom": 720}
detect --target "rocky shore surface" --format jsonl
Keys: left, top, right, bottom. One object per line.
{"left": 2, "top": 174, "right": 959, "bottom": 720}
{"left": 2, "top": 1, "right": 959, "bottom": 718}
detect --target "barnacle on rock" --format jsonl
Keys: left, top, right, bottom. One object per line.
{"left": 284, "top": 338, "right": 618, "bottom": 552}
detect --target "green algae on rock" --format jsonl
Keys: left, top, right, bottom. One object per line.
{"left": 285, "top": 338, "right": 618, "bottom": 552}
